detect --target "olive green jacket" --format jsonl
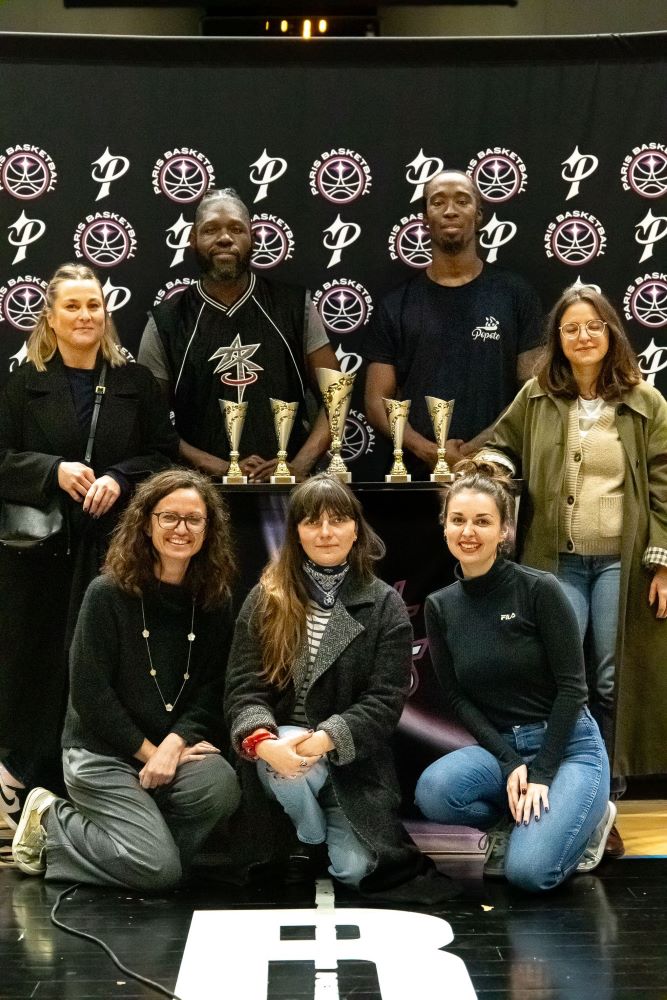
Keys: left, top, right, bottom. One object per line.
{"left": 482, "top": 377, "right": 667, "bottom": 777}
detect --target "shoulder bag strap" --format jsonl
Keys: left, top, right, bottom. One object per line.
{"left": 84, "top": 362, "right": 108, "bottom": 465}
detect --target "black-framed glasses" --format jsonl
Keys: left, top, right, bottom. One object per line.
{"left": 152, "top": 511, "right": 207, "bottom": 533}
{"left": 559, "top": 319, "right": 607, "bottom": 340}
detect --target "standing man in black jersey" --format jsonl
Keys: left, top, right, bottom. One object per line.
{"left": 139, "top": 188, "right": 339, "bottom": 482}
{"left": 364, "top": 170, "right": 543, "bottom": 479}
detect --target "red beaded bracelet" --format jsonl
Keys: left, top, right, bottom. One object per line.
{"left": 241, "top": 728, "right": 278, "bottom": 760}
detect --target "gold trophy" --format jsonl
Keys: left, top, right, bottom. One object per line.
{"left": 270, "top": 398, "right": 298, "bottom": 484}
{"left": 383, "top": 398, "right": 411, "bottom": 483}
{"left": 426, "top": 396, "right": 455, "bottom": 483}
{"left": 220, "top": 400, "right": 248, "bottom": 484}
{"left": 316, "top": 367, "right": 355, "bottom": 483}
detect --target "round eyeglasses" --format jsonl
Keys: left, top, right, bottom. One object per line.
{"left": 152, "top": 512, "right": 207, "bottom": 532}
{"left": 559, "top": 319, "right": 607, "bottom": 340}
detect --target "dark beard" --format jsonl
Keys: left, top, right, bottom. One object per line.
{"left": 195, "top": 246, "right": 252, "bottom": 282}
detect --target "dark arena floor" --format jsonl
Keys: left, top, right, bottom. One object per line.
{"left": 3, "top": 846, "right": 667, "bottom": 1000}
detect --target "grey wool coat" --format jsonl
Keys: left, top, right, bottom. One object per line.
{"left": 224, "top": 573, "right": 456, "bottom": 903}
{"left": 483, "top": 377, "right": 667, "bottom": 778}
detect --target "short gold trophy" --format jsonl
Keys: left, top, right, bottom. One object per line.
{"left": 270, "top": 398, "right": 298, "bottom": 485}
{"left": 316, "top": 367, "right": 355, "bottom": 483}
{"left": 383, "top": 398, "right": 411, "bottom": 483}
{"left": 426, "top": 396, "right": 455, "bottom": 483}
{"left": 219, "top": 400, "right": 248, "bottom": 484}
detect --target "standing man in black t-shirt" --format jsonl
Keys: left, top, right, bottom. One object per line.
{"left": 364, "top": 170, "right": 543, "bottom": 479}
{"left": 138, "top": 188, "right": 339, "bottom": 482}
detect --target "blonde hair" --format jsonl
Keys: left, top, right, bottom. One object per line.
{"left": 26, "top": 263, "right": 126, "bottom": 372}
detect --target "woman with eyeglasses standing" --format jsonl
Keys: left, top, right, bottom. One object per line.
{"left": 478, "top": 285, "right": 667, "bottom": 859}
{"left": 12, "top": 469, "right": 240, "bottom": 889}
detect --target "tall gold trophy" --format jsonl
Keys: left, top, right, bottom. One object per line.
{"left": 425, "top": 396, "right": 455, "bottom": 483}
{"left": 383, "top": 398, "right": 411, "bottom": 483}
{"left": 219, "top": 400, "right": 248, "bottom": 484}
{"left": 316, "top": 367, "right": 355, "bottom": 483}
{"left": 270, "top": 398, "right": 298, "bottom": 485}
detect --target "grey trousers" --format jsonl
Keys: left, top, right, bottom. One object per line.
{"left": 46, "top": 747, "right": 240, "bottom": 891}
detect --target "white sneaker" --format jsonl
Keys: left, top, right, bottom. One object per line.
{"left": 12, "top": 787, "right": 56, "bottom": 876}
{"left": 577, "top": 801, "right": 617, "bottom": 873}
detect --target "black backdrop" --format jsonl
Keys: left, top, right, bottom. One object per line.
{"left": 0, "top": 31, "right": 665, "bottom": 481}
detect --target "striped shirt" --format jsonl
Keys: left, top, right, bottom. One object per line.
{"left": 290, "top": 601, "right": 332, "bottom": 726}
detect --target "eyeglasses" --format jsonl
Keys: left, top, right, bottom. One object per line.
{"left": 559, "top": 320, "right": 607, "bottom": 340}
{"left": 152, "top": 512, "right": 207, "bottom": 532}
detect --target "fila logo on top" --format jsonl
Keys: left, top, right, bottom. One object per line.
{"left": 7, "top": 211, "right": 46, "bottom": 265}
{"left": 405, "top": 149, "right": 445, "bottom": 204}
{"left": 0, "top": 145, "right": 57, "bottom": 199}
{"left": 624, "top": 273, "right": 667, "bottom": 328}
{"left": 310, "top": 149, "right": 372, "bottom": 204}
{"left": 621, "top": 143, "right": 667, "bottom": 198}
{"left": 322, "top": 216, "right": 361, "bottom": 269}
{"left": 152, "top": 148, "right": 214, "bottom": 203}
{"left": 544, "top": 211, "right": 606, "bottom": 266}
{"left": 91, "top": 147, "right": 130, "bottom": 201}
{"left": 249, "top": 149, "right": 288, "bottom": 203}
{"left": 561, "top": 146, "right": 599, "bottom": 200}
{"left": 467, "top": 148, "right": 527, "bottom": 203}
{"left": 0, "top": 274, "right": 46, "bottom": 331}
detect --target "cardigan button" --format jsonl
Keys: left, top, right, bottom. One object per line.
{"left": 567, "top": 495, "right": 574, "bottom": 505}
{"left": 567, "top": 540, "right": 574, "bottom": 551}
{"left": 574, "top": 451, "right": 582, "bottom": 462}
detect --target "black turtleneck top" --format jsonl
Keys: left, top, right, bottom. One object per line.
{"left": 425, "top": 558, "right": 587, "bottom": 784}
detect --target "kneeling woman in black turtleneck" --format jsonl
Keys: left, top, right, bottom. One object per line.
{"left": 415, "top": 462, "right": 613, "bottom": 892}
{"left": 12, "top": 469, "right": 240, "bottom": 890}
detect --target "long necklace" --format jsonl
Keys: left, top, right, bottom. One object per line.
{"left": 140, "top": 598, "right": 196, "bottom": 713}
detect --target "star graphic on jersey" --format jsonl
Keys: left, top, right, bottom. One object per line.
{"left": 209, "top": 334, "right": 263, "bottom": 399}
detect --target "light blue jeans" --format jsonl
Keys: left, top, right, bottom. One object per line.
{"left": 257, "top": 725, "right": 374, "bottom": 887}
{"left": 415, "top": 708, "right": 609, "bottom": 892}
{"left": 557, "top": 553, "right": 622, "bottom": 793}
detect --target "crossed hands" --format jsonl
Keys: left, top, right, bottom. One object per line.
{"left": 57, "top": 461, "right": 121, "bottom": 517}
{"left": 506, "top": 764, "right": 550, "bottom": 825}
{"left": 138, "top": 734, "right": 220, "bottom": 790}
{"left": 255, "top": 730, "right": 332, "bottom": 779}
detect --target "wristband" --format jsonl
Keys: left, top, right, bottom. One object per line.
{"left": 241, "top": 728, "right": 278, "bottom": 760}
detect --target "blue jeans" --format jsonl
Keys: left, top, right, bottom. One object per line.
{"left": 415, "top": 708, "right": 609, "bottom": 892}
{"left": 257, "top": 726, "right": 374, "bottom": 887}
{"left": 557, "top": 553, "right": 622, "bottom": 792}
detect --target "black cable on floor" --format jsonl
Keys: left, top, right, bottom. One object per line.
{"left": 50, "top": 882, "right": 185, "bottom": 1000}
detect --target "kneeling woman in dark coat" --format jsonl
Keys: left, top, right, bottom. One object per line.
{"left": 224, "top": 473, "right": 455, "bottom": 901}
{"left": 12, "top": 469, "right": 240, "bottom": 890}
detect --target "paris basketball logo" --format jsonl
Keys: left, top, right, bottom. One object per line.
{"left": 7, "top": 212, "right": 46, "bottom": 265}
{"left": 74, "top": 211, "right": 137, "bottom": 268}
{"left": 637, "top": 339, "right": 667, "bottom": 386}
{"left": 0, "top": 274, "right": 47, "bottom": 331}
{"left": 249, "top": 149, "right": 288, "bottom": 203}
{"left": 544, "top": 211, "right": 606, "bottom": 266}
{"left": 478, "top": 213, "right": 517, "bottom": 263}
{"left": 561, "top": 146, "right": 599, "bottom": 200}
{"left": 154, "top": 277, "right": 196, "bottom": 306}
{"left": 340, "top": 407, "right": 376, "bottom": 465}
{"left": 165, "top": 215, "right": 193, "bottom": 268}
{"left": 152, "top": 148, "right": 215, "bottom": 203}
{"left": 405, "top": 149, "right": 444, "bottom": 204}
{"left": 251, "top": 213, "right": 295, "bottom": 269}
{"left": 313, "top": 279, "right": 373, "bottom": 336}
{"left": 310, "top": 148, "right": 372, "bottom": 204}
{"left": 635, "top": 210, "right": 667, "bottom": 263}
{"left": 467, "top": 148, "right": 527, "bottom": 203}
{"left": 91, "top": 147, "right": 130, "bottom": 201}
{"left": 621, "top": 143, "right": 667, "bottom": 199}
{"left": 389, "top": 214, "right": 431, "bottom": 268}
{"left": 101, "top": 277, "right": 131, "bottom": 314}
{"left": 322, "top": 216, "right": 361, "bottom": 269}
{"left": 624, "top": 273, "right": 667, "bottom": 328}
{"left": 0, "top": 145, "right": 57, "bottom": 200}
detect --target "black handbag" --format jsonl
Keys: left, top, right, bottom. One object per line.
{"left": 0, "top": 496, "right": 63, "bottom": 549}
{"left": 0, "top": 362, "right": 107, "bottom": 551}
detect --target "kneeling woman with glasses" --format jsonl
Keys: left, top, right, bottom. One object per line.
{"left": 415, "top": 462, "right": 613, "bottom": 892}
{"left": 225, "top": 474, "right": 455, "bottom": 901}
{"left": 12, "top": 469, "right": 240, "bottom": 890}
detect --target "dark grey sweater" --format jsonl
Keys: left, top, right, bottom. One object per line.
{"left": 425, "top": 558, "right": 587, "bottom": 784}
{"left": 63, "top": 574, "right": 232, "bottom": 759}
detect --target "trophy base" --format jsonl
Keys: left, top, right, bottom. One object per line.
{"left": 385, "top": 473, "right": 412, "bottom": 483}
{"left": 430, "top": 472, "right": 455, "bottom": 483}
{"left": 331, "top": 470, "right": 352, "bottom": 484}
{"left": 222, "top": 474, "right": 248, "bottom": 485}
{"left": 270, "top": 474, "right": 295, "bottom": 485}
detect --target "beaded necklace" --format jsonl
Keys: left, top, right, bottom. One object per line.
{"left": 140, "top": 598, "right": 196, "bottom": 713}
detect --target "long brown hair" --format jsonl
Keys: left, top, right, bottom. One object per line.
{"left": 26, "top": 263, "right": 126, "bottom": 372}
{"left": 104, "top": 468, "right": 236, "bottom": 608}
{"left": 255, "top": 474, "right": 385, "bottom": 688}
{"left": 537, "top": 284, "right": 641, "bottom": 401}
